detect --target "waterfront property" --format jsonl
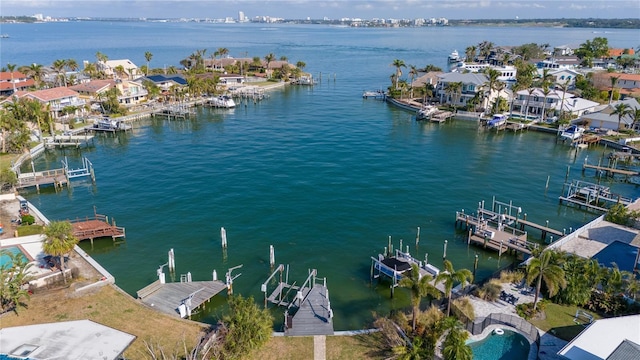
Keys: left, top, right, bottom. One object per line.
{"left": 370, "top": 247, "right": 442, "bottom": 297}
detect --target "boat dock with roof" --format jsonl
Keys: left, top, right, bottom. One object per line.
{"left": 370, "top": 245, "right": 443, "bottom": 297}
{"left": 261, "top": 266, "right": 334, "bottom": 336}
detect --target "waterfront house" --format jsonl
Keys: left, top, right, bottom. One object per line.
{"left": 0, "top": 71, "right": 35, "bottom": 97}
{"left": 511, "top": 88, "right": 598, "bottom": 120}
{"left": 453, "top": 63, "right": 517, "bottom": 86}
{"left": 98, "top": 59, "right": 142, "bottom": 80}
{"left": 536, "top": 56, "right": 581, "bottom": 70}
{"left": 578, "top": 98, "right": 640, "bottom": 131}
{"left": 558, "top": 314, "right": 640, "bottom": 360}
{"left": 9, "top": 87, "right": 86, "bottom": 119}
{"left": 143, "top": 74, "right": 187, "bottom": 92}
{"left": 553, "top": 44, "right": 575, "bottom": 57}
{"left": 71, "top": 79, "right": 148, "bottom": 107}
{"left": 436, "top": 72, "right": 509, "bottom": 109}
{"left": 592, "top": 72, "right": 640, "bottom": 99}
{"left": 0, "top": 319, "right": 136, "bottom": 360}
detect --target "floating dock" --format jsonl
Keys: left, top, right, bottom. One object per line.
{"left": 261, "top": 266, "right": 334, "bottom": 336}
{"left": 44, "top": 134, "right": 94, "bottom": 148}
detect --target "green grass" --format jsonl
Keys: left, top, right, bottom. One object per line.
{"left": 17, "top": 224, "right": 44, "bottom": 236}
{"left": 529, "top": 303, "right": 601, "bottom": 341}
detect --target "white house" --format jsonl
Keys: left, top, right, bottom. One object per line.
{"left": 98, "top": 59, "right": 142, "bottom": 79}
{"left": 578, "top": 98, "right": 640, "bottom": 131}
{"left": 511, "top": 87, "right": 599, "bottom": 120}
{"left": 436, "top": 72, "right": 509, "bottom": 110}
{"left": 558, "top": 314, "right": 640, "bottom": 360}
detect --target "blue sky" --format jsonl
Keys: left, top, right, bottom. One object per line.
{"left": 2, "top": 0, "right": 639, "bottom": 20}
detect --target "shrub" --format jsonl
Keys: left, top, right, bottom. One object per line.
{"left": 516, "top": 300, "right": 549, "bottom": 320}
{"left": 21, "top": 214, "right": 35, "bottom": 225}
{"left": 499, "top": 270, "right": 524, "bottom": 284}
{"left": 451, "top": 296, "right": 475, "bottom": 322}
{"left": 476, "top": 279, "right": 502, "bottom": 302}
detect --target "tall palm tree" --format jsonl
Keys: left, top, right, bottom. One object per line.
{"left": 217, "top": 47, "right": 229, "bottom": 58}
{"left": 540, "top": 85, "right": 552, "bottom": 122}
{"left": 42, "top": 221, "right": 79, "bottom": 284}
{"left": 20, "top": 63, "right": 44, "bottom": 88}
{"left": 408, "top": 65, "right": 419, "bottom": 99}
{"left": 436, "top": 260, "right": 473, "bottom": 316}
{"left": 611, "top": 102, "right": 632, "bottom": 132}
{"left": 144, "top": 51, "right": 153, "bottom": 76}
{"left": 526, "top": 250, "right": 566, "bottom": 310}
{"left": 6, "top": 63, "right": 17, "bottom": 93}
{"left": 609, "top": 75, "right": 619, "bottom": 104}
{"left": 483, "top": 68, "right": 504, "bottom": 112}
{"left": 557, "top": 79, "right": 571, "bottom": 121}
{"left": 399, "top": 263, "right": 440, "bottom": 331}
{"left": 443, "top": 81, "right": 463, "bottom": 109}
{"left": 52, "top": 59, "right": 67, "bottom": 87}
{"left": 295, "top": 61, "right": 306, "bottom": 71}
{"left": 0, "top": 249, "right": 33, "bottom": 314}
{"left": 629, "top": 107, "right": 640, "bottom": 131}
{"left": 464, "top": 45, "right": 476, "bottom": 63}
{"left": 264, "top": 53, "right": 275, "bottom": 78}
{"left": 391, "top": 59, "right": 406, "bottom": 90}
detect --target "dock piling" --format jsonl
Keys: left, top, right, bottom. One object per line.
{"left": 221, "top": 227, "right": 227, "bottom": 248}
{"left": 443, "top": 240, "right": 448, "bottom": 260}
{"left": 270, "top": 245, "right": 275, "bottom": 267}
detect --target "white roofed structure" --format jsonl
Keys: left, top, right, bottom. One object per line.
{"left": 558, "top": 314, "right": 640, "bottom": 360}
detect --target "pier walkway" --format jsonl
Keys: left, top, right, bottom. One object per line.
{"left": 137, "top": 279, "right": 227, "bottom": 319}
{"left": 70, "top": 214, "right": 125, "bottom": 244}
{"left": 262, "top": 267, "right": 334, "bottom": 336}
{"left": 456, "top": 211, "right": 537, "bottom": 255}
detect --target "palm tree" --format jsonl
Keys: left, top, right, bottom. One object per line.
{"left": 609, "top": 75, "right": 619, "bottom": 104}
{"left": 52, "top": 59, "right": 67, "bottom": 87}
{"left": 399, "top": 263, "right": 440, "bottom": 331}
{"left": 464, "top": 45, "right": 476, "bottom": 63}
{"left": 6, "top": 63, "right": 17, "bottom": 93}
{"left": 20, "top": 63, "right": 44, "bottom": 88}
{"left": 629, "top": 107, "right": 640, "bottom": 131}
{"left": 295, "top": 61, "right": 306, "bottom": 71}
{"left": 436, "top": 260, "right": 473, "bottom": 316}
{"left": 217, "top": 47, "right": 229, "bottom": 58}
{"left": 443, "top": 81, "right": 463, "bottom": 110}
{"left": 539, "top": 85, "right": 552, "bottom": 122}
{"left": 526, "top": 250, "right": 566, "bottom": 310}
{"left": 264, "top": 53, "right": 275, "bottom": 78}
{"left": 484, "top": 68, "right": 504, "bottom": 112}
{"left": 441, "top": 320, "right": 472, "bottom": 360}
{"left": 42, "top": 221, "right": 79, "bottom": 284}
{"left": 391, "top": 59, "right": 406, "bottom": 90}
{"left": 114, "top": 65, "right": 126, "bottom": 80}
{"left": 611, "top": 103, "right": 632, "bottom": 132}
{"left": 279, "top": 55, "right": 288, "bottom": 62}
{"left": 144, "top": 51, "right": 153, "bottom": 76}
{"left": 557, "top": 80, "right": 571, "bottom": 121}
{"left": 408, "top": 65, "right": 419, "bottom": 99}
{"left": 0, "top": 249, "right": 33, "bottom": 314}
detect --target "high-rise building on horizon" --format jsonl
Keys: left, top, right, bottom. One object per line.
{"left": 238, "top": 11, "right": 245, "bottom": 22}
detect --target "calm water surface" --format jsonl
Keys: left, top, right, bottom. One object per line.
{"left": 3, "top": 22, "right": 639, "bottom": 329}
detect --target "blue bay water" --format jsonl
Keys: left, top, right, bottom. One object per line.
{"left": 2, "top": 22, "right": 639, "bottom": 329}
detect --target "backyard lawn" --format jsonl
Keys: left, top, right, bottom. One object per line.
{"left": 529, "top": 303, "right": 601, "bottom": 341}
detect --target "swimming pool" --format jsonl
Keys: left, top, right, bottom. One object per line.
{"left": 469, "top": 329, "right": 530, "bottom": 360}
{"left": 0, "top": 246, "right": 28, "bottom": 268}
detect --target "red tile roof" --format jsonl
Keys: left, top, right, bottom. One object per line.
{"left": 609, "top": 48, "right": 636, "bottom": 57}
{"left": 0, "top": 71, "right": 27, "bottom": 81}
{"left": 26, "top": 87, "right": 80, "bottom": 102}
{"left": 0, "top": 79, "right": 35, "bottom": 91}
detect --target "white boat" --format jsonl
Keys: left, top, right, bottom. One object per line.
{"left": 487, "top": 114, "right": 508, "bottom": 128}
{"left": 416, "top": 105, "right": 437, "bottom": 121}
{"left": 208, "top": 95, "right": 236, "bottom": 108}
{"left": 447, "top": 50, "right": 461, "bottom": 63}
{"left": 93, "top": 117, "right": 131, "bottom": 131}
{"left": 559, "top": 125, "right": 585, "bottom": 141}
{"left": 362, "top": 90, "right": 385, "bottom": 99}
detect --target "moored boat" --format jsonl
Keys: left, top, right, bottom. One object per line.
{"left": 208, "top": 95, "right": 236, "bottom": 108}
{"left": 416, "top": 105, "right": 437, "bottom": 121}
{"left": 362, "top": 90, "right": 385, "bottom": 99}
{"left": 559, "top": 125, "right": 585, "bottom": 141}
{"left": 487, "top": 114, "right": 507, "bottom": 128}
{"left": 447, "top": 49, "right": 460, "bottom": 63}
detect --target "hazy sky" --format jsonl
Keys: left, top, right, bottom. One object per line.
{"left": 2, "top": 0, "right": 639, "bottom": 20}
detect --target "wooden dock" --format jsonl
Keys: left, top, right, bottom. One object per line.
{"left": 70, "top": 214, "right": 125, "bottom": 244}
{"left": 285, "top": 284, "right": 334, "bottom": 336}
{"left": 137, "top": 279, "right": 227, "bottom": 318}
{"left": 262, "top": 267, "right": 334, "bottom": 336}
{"left": 559, "top": 179, "right": 632, "bottom": 212}
{"left": 582, "top": 163, "right": 638, "bottom": 177}
{"left": 15, "top": 156, "right": 95, "bottom": 192}
{"left": 455, "top": 211, "right": 537, "bottom": 255}
{"left": 44, "top": 134, "right": 94, "bottom": 148}
{"left": 430, "top": 110, "right": 454, "bottom": 123}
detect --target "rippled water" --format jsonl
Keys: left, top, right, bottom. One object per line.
{"left": 7, "top": 22, "right": 639, "bottom": 329}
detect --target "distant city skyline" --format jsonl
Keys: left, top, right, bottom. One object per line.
{"left": 2, "top": 0, "right": 639, "bottom": 20}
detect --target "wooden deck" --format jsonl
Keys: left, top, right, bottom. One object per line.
{"left": 455, "top": 212, "right": 538, "bottom": 255}
{"left": 16, "top": 168, "right": 68, "bottom": 190}
{"left": 70, "top": 214, "right": 125, "bottom": 242}
{"left": 285, "top": 285, "right": 334, "bottom": 336}
{"left": 137, "top": 280, "right": 227, "bottom": 318}
{"left": 582, "top": 163, "right": 638, "bottom": 176}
